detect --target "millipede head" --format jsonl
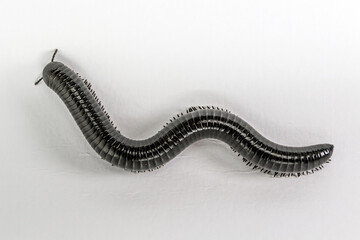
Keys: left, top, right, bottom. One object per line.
{"left": 42, "top": 62, "right": 63, "bottom": 85}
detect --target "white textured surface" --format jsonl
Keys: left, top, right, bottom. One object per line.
{"left": 1, "top": 0, "right": 359, "bottom": 239}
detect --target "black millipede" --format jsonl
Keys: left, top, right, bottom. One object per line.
{"left": 36, "top": 50, "right": 334, "bottom": 177}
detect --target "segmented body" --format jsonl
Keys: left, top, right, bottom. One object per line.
{"left": 41, "top": 61, "right": 334, "bottom": 176}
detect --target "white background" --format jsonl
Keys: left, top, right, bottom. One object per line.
{"left": 1, "top": 0, "right": 359, "bottom": 239}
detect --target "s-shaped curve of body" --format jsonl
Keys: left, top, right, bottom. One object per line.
{"left": 37, "top": 51, "right": 334, "bottom": 177}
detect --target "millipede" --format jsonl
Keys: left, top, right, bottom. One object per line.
{"left": 35, "top": 49, "right": 334, "bottom": 177}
